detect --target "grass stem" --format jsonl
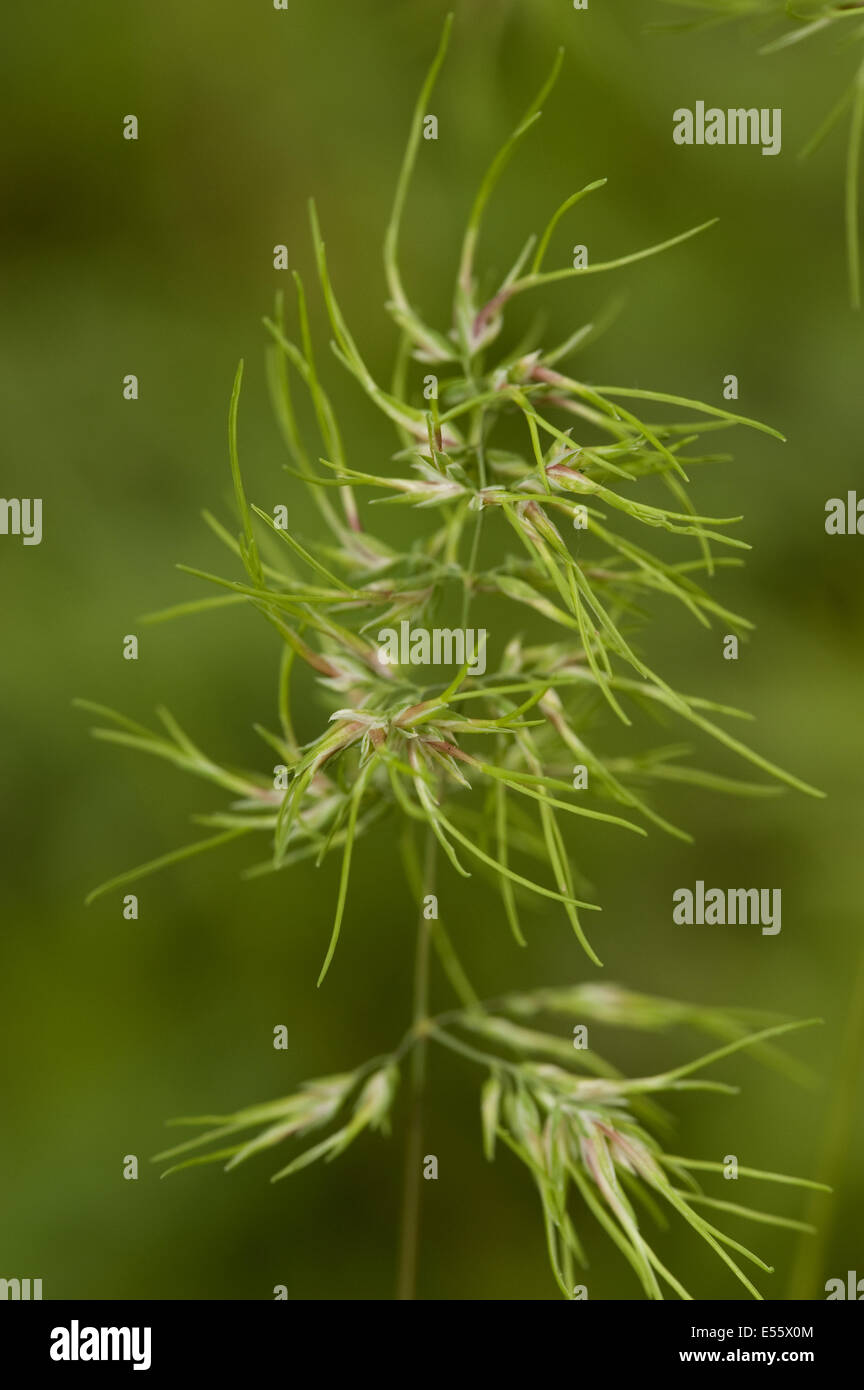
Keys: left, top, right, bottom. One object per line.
{"left": 396, "top": 826, "right": 437, "bottom": 1299}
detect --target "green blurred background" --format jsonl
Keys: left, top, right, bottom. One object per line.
{"left": 2, "top": 0, "right": 862, "bottom": 1300}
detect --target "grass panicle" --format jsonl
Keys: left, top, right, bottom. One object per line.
{"left": 79, "top": 20, "right": 825, "bottom": 1298}
{"left": 152, "top": 984, "right": 827, "bottom": 1300}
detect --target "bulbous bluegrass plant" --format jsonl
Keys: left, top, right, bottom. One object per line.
{"left": 80, "top": 19, "right": 828, "bottom": 1299}
{"left": 659, "top": 0, "right": 864, "bottom": 306}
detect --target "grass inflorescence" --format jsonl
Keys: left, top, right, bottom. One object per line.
{"left": 79, "top": 16, "right": 825, "bottom": 1298}
{"left": 153, "top": 983, "right": 827, "bottom": 1301}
